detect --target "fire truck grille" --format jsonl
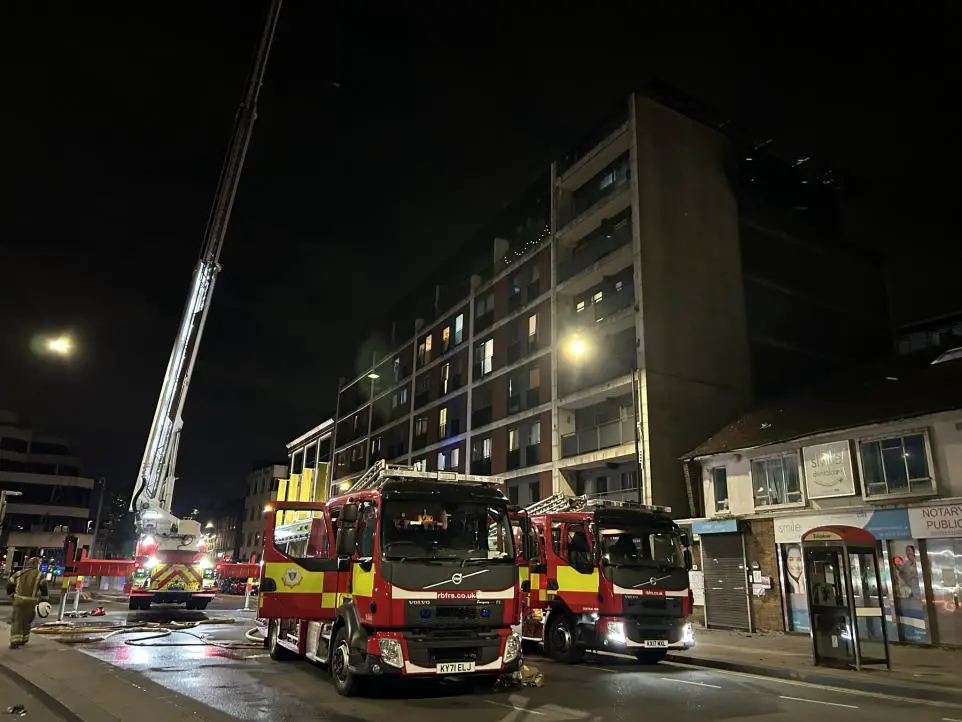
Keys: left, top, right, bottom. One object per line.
{"left": 640, "top": 598, "right": 667, "bottom": 611}
{"left": 431, "top": 647, "right": 479, "bottom": 664}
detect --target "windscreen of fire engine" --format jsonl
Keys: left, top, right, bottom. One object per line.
{"left": 380, "top": 501, "right": 514, "bottom": 562}
{"left": 599, "top": 526, "right": 685, "bottom": 569}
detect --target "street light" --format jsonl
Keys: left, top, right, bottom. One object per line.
{"left": 562, "top": 332, "right": 645, "bottom": 504}
{"left": 44, "top": 336, "right": 74, "bottom": 356}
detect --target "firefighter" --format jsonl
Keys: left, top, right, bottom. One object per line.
{"left": 5, "top": 557, "right": 49, "bottom": 649}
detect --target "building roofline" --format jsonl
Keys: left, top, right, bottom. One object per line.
{"left": 286, "top": 418, "right": 334, "bottom": 451}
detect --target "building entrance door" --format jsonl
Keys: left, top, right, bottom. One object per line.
{"left": 701, "top": 532, "right": 751, "bottom": 631}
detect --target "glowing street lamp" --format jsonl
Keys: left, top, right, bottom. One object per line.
{"left": 44, "top": 335, "right": 75, "bottom": 356}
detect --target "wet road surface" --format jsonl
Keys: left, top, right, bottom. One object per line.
{"left": 65, "top": 596, "right": 957, "bottom": 722}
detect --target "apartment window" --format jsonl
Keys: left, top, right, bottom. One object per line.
{"left": 529, "top": 481, "right": 540, "bottom": 503}
{"left": 414, "top": 416, "right": 428, "bottom": 437}
{"left": 615, "top": 280, "right": 624, "bottom": 293}
{"left": 592, "top": 290, "right": 603, "bottom": 304}
{"left": 528, "top": 313, "right": 537, "bottom": 339}
{"left": 711, "top": 467, "right": 729, "bottom": 513}
{"left": 859, "top": 433, "right": 933, "bottom": 497}
{"left": 576, "top": 300, "right": 586, "bottom": 313}
{"left": 416, "top": 374, "right": 430, "bottom": 395}
{"left": 425, "top": 334, "right": 433, "bottom": 355}
{"left": 508, "top": 428, "right": 519, "bottom": 451}
{"left": 438, "top": 407, "right": 448, "bottom": 438}
{"left": 478, "top": 338, "right": 494, "bottom": 375}
{"left": 393, "top": 357, "right": 400, "bottom": 381}
{"left": 400, "top": 387, "right": 409, "bottom": 404}
{"left": 509, "top": 486, "right": 519, "bottom": 506}
{"left": 476, "top": 293, "right": 494, "bottom": 318}
{"left": 350, "top": 445, "right": 362, "bottom": 462}
{"left": 508, "top": 375, "right": 517, "bottom": 397}
{"left": 413, "top": 459, "right": 426, "bottom": 471}
{"left": 529, "top": 367, "right": 541, "bottom": 389}
{"left": 752, "top": 453, "right": 802, "bottom": 507}
{"left": 371, "top": 437, "right": 382, "bottom": 455}
{"left": 483, "top": 437, "right": 492, "bottom": 459}
{"left": 417, "top": 335, "right": 432, "bottom": 365}
{"left": 437, "top": 451, "right": 446, "bottom": 471}
{"left": 454, "top": 314, "right": 464, "bottom": 344}
{"left": 441, "top": 326, "right": 451, "bottom": 352}
{"left": 441, "top": 363, "right": 450, "bottom": 394}
{"left": 353, "top": 414, "right": 362, "bottom": 432}
{"left": 451, "top": 447, "right": 460, "bottom": 469}
{"left": 528, "top": 421, "right": 541, "bottom": 446}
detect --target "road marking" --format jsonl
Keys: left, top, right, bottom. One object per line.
{"left": 779, "top": 695, "right": 858, "bottom": 709}
{"left": 661, "top": 661, "right": 962, "bottom": 710}
{"left": 941, "top": 718, "right": 962, "bottom": 721}
{"left": 660, "top": 677, "right": 721, "bottom": 689}
{"left": 485, "top": 700, "right": 545, "bottom": 715}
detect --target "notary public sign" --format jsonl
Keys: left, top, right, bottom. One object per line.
{"left": 909, "top": 502, "right": 962, "bottom": 539}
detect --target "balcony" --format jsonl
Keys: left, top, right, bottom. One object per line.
{"left": 558, "top": 213, "right": 633, "bottom": 284}
{"left": 507, "top": 449, "right": 521, "bottom": 471}
{"left": 472, "top": 406, "right": 493, "bottom": 428}
{"left": 412, "top": 433, "right": 428, "bottom": 451}
{"left": 561, "top": 418, "right": 634, "bottom": 458}
{"left": 557, "top": 105, "right": 630, "bottom": 180}
{"left": 471, "top": 459, "right": 492, "bottom": 475}
{"left": 525, "top": 444, "right": 540, "bottom": 466}
{"left": 507, "top": 393, "right": 522, "bottom": 415}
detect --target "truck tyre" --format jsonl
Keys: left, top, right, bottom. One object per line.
{"left": 128, "top": 598, "right": 139, "bottom": 610}
{"left": 330, "top": 627, "right": 361, "bottom": 697}
{"left": 198, "top": 599, "right": 210, "bottom": 611}
{"left": 268, "top": 620, "right": 297, "bottom": 662}
{"left": 634, "top": 649, "right": 667, "bottom": 665}
{"left": 185, "top": 600, "right": 197, "bottom": 610}
{"left": 546, "top": 612, "right": 584, "bottom": 664}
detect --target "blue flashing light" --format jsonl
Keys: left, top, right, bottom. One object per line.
{"left": 420, "top": 609, "right": 432, "bottom": 619}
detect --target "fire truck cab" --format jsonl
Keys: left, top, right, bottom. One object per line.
{"left": 258, "top": 462, "right": 525, "bottom": 696}
{"left": 518, "top": 495, "right": 694, "bottom": 664}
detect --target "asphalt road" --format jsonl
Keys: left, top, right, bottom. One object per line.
{"left": 60, "top": 594, "right": 958, "bottom": 722}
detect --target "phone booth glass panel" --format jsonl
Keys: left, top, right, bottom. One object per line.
{"left": 801, "top": 525, "right": 890, "bottom": 671}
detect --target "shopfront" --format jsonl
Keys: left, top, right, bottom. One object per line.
{"left": 772, "top": 508, "right": 926, "bottom": 641}
{"left": 908, "top": 501, "right": 962, "bottom": 646}
{"left": 693, "top": 519, "right": 752, "bottom": 631}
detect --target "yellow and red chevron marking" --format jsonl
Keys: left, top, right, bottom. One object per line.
{"left": 150, "top": 563, "right": 202, "bottom": 591}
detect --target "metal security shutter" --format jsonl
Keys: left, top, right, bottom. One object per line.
{"left": 702, "top": 533, "right": 751, "bottom": 631}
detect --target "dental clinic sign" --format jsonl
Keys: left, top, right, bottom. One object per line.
{"left": 909, "top": 502, "right": 962, "bottom": 539}
{"left": 802, "top": 441, "right": 855, "bottom": 499}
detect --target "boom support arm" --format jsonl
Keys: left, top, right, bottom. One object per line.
{"left": 129, "top": 0, "right": 283, "bottom": 537}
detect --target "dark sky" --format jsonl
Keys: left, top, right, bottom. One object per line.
{"left": 1, "top": 2, "right": 958, "bottom": 513}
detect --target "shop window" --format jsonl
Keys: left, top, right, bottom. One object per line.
{"left": 859, "top": 433, "right": 933, "bottom": 497}
{"left": 751, "top": 453, "right": 802, "bottom": 507}
{"left": 711, "top": 467, "right": 729, "bottom": 513}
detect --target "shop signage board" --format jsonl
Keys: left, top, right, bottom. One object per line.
{"left": 908, "top": 501, "right": 962, "bottom": 539}
{"left": 692, "top": 518, "right": 738, "bottom": 535}
{"left": 773, "top": 508, "right": 911, "bottom": 544}
{"left": 802, "top": 440, "right": 856, "bottom": 499}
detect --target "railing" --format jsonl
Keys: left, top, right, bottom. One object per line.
{"left": 558, "top": 214, "right": 633, "bottom": 282}
{"left": 557, "top": 105, "right": 630, "bottom": 176}
{"left": 471, "top": 459, "right": 492, "bottom": 475}
{"left": 561, "top": 418, "right": 634, "bottom": 458}
{"left": 558, "top": 160, "right": 630, "bottom": 229}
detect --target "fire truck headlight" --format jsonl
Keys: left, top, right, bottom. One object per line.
{"left": 503, "top": 632, "right": 521, "bottom": 663}
{"left": 144, "top": 556, "right": 160, "bottom": 570}
{"left": 378, "top": 638, "right": 404, "bottom": 668}
{"left": 683, "top": 623, "right": 695, "bottom": 646}
{"left": 605, "top": 620, "right": 626, "bottom": 644}
{"left": 199, "top": 558, "right": 213, "bottom": 570}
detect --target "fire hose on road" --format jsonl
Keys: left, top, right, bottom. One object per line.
{"left": 33, "top": 618, "right": 265, "bottom": 650}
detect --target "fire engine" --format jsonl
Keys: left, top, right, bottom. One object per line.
{"left": 516, "top": 493, "right": 694, "bottom": 664}
{"left": 257, "top": 461, "right": 526, "bottom": 696}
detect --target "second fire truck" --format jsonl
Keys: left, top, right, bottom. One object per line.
{"left": 258, "top": 461, "right": 526, "bottom": 696}
{"left": 516, "top": 494, "right": 694, "bottom": 664}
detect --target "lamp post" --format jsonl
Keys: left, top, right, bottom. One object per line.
{"left": 562, "top": 333, "right": 645, "bottom": 504}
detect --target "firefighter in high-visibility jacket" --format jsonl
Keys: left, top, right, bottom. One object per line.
{"left": 6, "top": 557, "right": 48, "bottom": 648}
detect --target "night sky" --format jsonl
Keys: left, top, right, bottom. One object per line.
{"left": 1, "top": 3, "right": 958, "bottom": 513}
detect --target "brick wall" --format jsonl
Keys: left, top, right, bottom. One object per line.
{"left": 743, "top": 519, "right": 785, "bottom": 632}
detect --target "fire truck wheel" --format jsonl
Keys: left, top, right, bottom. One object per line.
{"left": 633, "top": 649, "right": 667, "bottom": 665}
{"left": 268, "top": 620, "right": 297, "bottom": 662}
{"left": 546, "top": 612, "right": 584, "bottom": 664}
{"left": 329, "top": 627, "right": 361, "bottom": 697}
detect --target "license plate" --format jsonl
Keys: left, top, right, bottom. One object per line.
{"left": 436, "top": 661, "right": 476, "bottom": 675}
{"left": 643, "top": 640, "right": 668, "bottom": 648}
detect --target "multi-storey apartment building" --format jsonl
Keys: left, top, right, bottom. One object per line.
{"left": 239, "top": 462, "right": 287, "bottom": 563}
{"left": 1, "top": 410, "right": 95, "bottom": 573}
{"left": 326, "top": 89, "right": 891, "bottom": 516}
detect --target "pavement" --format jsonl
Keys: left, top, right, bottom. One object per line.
{"left": 668, "top": 626, "right": 962, "bottom": 705}
{"left": 5, "top": 593, "right": 962, "bottom": 721}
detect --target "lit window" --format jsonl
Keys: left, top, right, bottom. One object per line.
{"left": 415, "top": 416, "right": 428, "bottom": 436}
{"left": 425, "top": 334, "right": 433, "bottom": 353}
{"left": 441, "top": 326, "right": 451, "bottom": 350}
{"left": 454, "top": 314, "right": 464, "bottom": 344}
{"left": 451, "top": 447, "right": 460, "bottom": 469}
{"left": 592, "top": 290, "right": 603, "bottom": 304}
{"left": 508, "top": 428, "right": 519, "bottom": 451}
{"left": 400, "top": 388, "right": 408, "bottom": 404}
{"left": 615, "top": 280, "right": 623, "bottom": 293}
{"left": 479, "top": 338, "right": 494, "bottom": 375}
{"left": 439, "top": 407, "right": 448, "bottom": 438}
{"left": 576, "top": 300, "right": 585, "bottom": 313}
{"left": 529, "top": 367, "right": 540, "bottom": 389}
{"left": 437, "top": 452, "right": 446, "bottom": 471}
{"left": 483, "top": 438, "right": 492, "bottom": 459}
{"left": 528, "top": 313, "right": 537, "bottom": 338}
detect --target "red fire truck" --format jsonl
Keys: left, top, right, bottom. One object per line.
{"left": 257, "top": 461, "right": 525, "bottom": 696}
{"left": 516, "top": 494, "right": 694, "bottom": 664}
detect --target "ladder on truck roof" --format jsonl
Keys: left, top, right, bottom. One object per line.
{"left": 348, "top": 459, "right": 504, "bottom": 493}
{"left": 524, "top": 493, "right": 671, "bottom": 515}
